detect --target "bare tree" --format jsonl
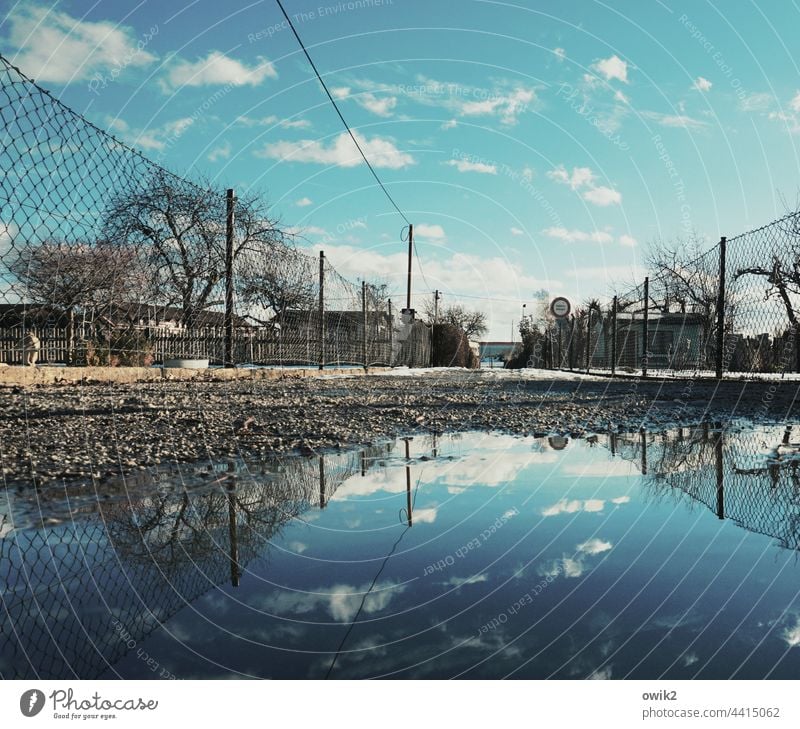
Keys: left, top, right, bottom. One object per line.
{"left": 645, "top": 234, "right": 727, "bottom": 365}
{"left": 733, "top": 218, "right": 800, "bottom": 331}
{"left": 236, "top": 242, "right": 317, "bottom": 325}
{"left": 9, "top": 241, "right": 139, "bottom": 360}
{"left": 422, "top": 300, "right": 488, "bottom": 338}
{"left": 103, "top": 170, "right": 283, "bottom": 327}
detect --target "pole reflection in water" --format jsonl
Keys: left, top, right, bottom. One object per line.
{"left": 2, "top": 426, "right": 800, "bottom": 679}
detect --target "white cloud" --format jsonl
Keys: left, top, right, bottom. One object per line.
{"left": 782, "top": 617, "right": 800, "bottom": 647}
{"left": 257, "top": 580, "right": 405, "bottom": 623}
{"left": 0, "top": 220, "right": 18, "bottom": 257}
{"left": 414, "top": 223, "right": 446, "bottom": 241}
{"left": 235, "top": 114, "right": 310, "bottom": 130}
{"left": 611, "top": 495, "right": 630, "bottom": 504}
{"left": 256, "top": 131, "right": 415, "bottom": 169}
{"left": 445, "top": 159, "right": 498, "bottom": 175}
{"left": 739, "top": 92, "right": 773, "bottom": 112}
{"left": 543, "top": 226, "right": 613, "bottom": 244}
{"left": 296, "top": 243, "right": 559, "bottom": 339}
{"left": 6, "top": 5, "right": 157, "bottom": 83}
{"left": 522, "top": 166, "right": 534, "bottom": 181}
{"left": 563, "top": 460, "right": 640, "bottom": 477}
{"left": 537, "top": 537, "right": 612, "bottom": 582}
{"left": 619, "top": 234, "right": 637, "bottom": 247}
{"left": 554, "top": 47, "right": 566, "bottom": 62}
{"left": 768, "top": 110, "right": 800, "bottom": 134}
{"left": 295, "top": 197, "right": 313, "bottom": 207}
{"left": 207, "top": 141, "right": 231, "bottom": 162}
{"left": 162, "top": 51, "right": 276, "bottom": 90}
{"left": 459, "top": 87, "right": 535, "bottom": 125}
{"left": 334, "top": 86, "right": 398, "bottom": 116}
{"left": 693, "top": 76, "right": 712, "bottom": 93}
{"left": 582, "top": 186, "right": 622, "bottom": 207}
{"left": 110, "top": 116, "right": 194, "bottom": 151}
{"left": 642, "top": 111, "right": 708, "bottom": 130}
{"left": 441, "top": 119, "right": 458, "bottom": 129}
{"left": 542, "top": 498, "right": 605, "bottom": 516}
{"left": 547, "top": 164, "right": 594, "bottom": 190}
{"left": 444, "top": 573, "right": 489, "bottom": 587}
{"left": 358, "top": 92, "right": 397, "bottom": 117}
{"left": 591, "top": 55, "right": 629, "bottom": 83}
{"left": 791, "top": 91, "right": 800, "bottom": 113}
{"left": 281, "top": 118, "right": 312, "bottom": 129}
{"left": 285, "top": 225, "right": 328, "bottom": 238}
{"left": 413, "top": 507, "right": 438, "bottom": 524}
{"left": 510, "top": 227, "right": 525, "bottom": 236}
{"left": 577, "top": 538, "right": 613, "bottom": 555}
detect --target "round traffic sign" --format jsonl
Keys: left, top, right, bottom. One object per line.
{"left": 550, "top": 296, "right": 571, "bottom": 318}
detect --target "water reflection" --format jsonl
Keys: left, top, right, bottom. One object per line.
{"left": 2, "top": 426, "right": 800, "bottom": 679}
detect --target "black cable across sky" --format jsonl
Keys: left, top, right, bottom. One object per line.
{"left": 273, "top": 0, "right": 411, "bottom": 226}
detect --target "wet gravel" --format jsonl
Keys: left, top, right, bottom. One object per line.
{"left": 1, "top": 370, "right": 799, "bottom": 488}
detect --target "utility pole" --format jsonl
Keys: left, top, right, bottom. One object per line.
{"left": 405, "top": 223, "right": 413, "bottom": 313}
{"left": 318, "top": 251, "right": 325, "bottom": 370}
{"left": 224, "top": 188, "right": 235, "bottom": 368}
{"left": 433, "top": 289, "right": 441, "bottom": 324}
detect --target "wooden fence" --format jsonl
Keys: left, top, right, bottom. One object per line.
{"left": 0, "top": 326, "right": 394, "bottom": 367}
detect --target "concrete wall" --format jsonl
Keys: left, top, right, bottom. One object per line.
{"left": 0, "top": 365, "right": 392, "bottom": 387}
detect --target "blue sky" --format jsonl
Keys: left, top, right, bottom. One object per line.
{"left": 3, "top": 0, "right": 800, "bottom": 338}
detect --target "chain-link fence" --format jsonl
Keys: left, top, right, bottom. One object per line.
{"left": 0, "top": 54, "right": 421, "bottom": 370}
{"left": 542, "top": 211, "right": 800, "bottom": 378}
{"left": 606, "top": 425, "right": 800, "bottom": 551}
{"left": 0, "top": 445, "right": 392, "bottom": 679}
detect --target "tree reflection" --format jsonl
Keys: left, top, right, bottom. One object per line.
{"left": 0, "top": 445, "right": 389, "bottom": 680}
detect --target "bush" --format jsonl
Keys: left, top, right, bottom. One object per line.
{"left": 431, "top": 323, "right": 478, "bottom": 368}
{"left": 83, "top": 328, "right": 154, "bottom": 367}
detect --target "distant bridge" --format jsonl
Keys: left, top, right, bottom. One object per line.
{"left": 479, "top": 341, "right": 516, "bottom": 359}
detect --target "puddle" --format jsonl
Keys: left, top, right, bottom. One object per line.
{"left": 2, "top": 425, "right": 800, "bottom": 679}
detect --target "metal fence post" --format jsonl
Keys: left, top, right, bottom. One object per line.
{"left": 715, "top": 236, "right": 727, "bottom": 379}
{"left": 642, "top": 277, "right": 649, "bottom": 378}
{"left": 611, "top": 295, "right": 618, "bottom": 376}
{"left": 585, "top": 308, "right": 591, "bottom": 374}
{"left": 388, "top": 299, "right": 394, "bottom": 366}
{"left": 362, "top": 280, "right": 368, "bottom": 369}
{"left": 318, "top": 251, "right": 325, "bottom": 370}
{"left": 224, "top": 188, "right": 235, "bottom": 368}
{"left": 568, "top": 315, "right": 574, "bottom": 370}
{"left": 557, "top": 320, "right": 562, "bottom": 369}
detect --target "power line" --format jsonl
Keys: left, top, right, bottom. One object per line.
{"left": 274, "top": 0, "right": 410, "bottom": 226}
{"left": 389, "top": 290, "right": 539, "bottom": 304}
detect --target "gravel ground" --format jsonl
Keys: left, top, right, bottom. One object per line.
{"left": 1, "top": 368, "right": 799, "bottom": 488}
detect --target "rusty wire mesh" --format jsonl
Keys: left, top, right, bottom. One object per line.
{"left": 0, "top": 54, "right": 400, "bottom": 369}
